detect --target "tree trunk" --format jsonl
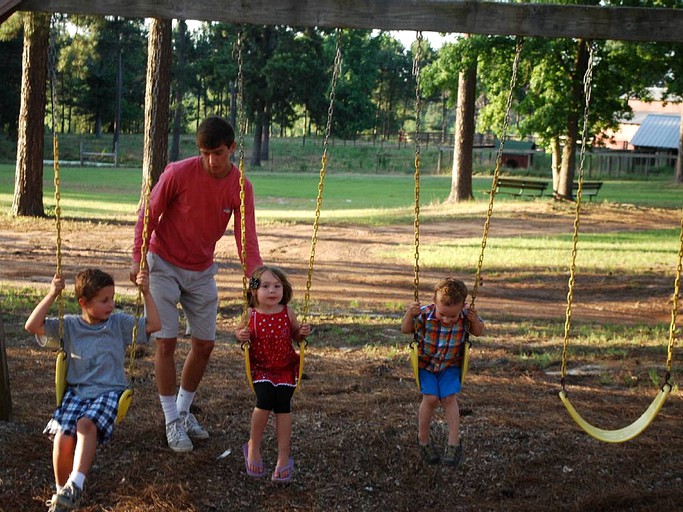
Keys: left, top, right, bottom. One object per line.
{"left": 551, "top": 138, "right": 561, "bottom": 195}
{"left": 558, "top": 134, "right": 576, "bottom": 199}
{"left": 251, "top": 120, "right": 263, "bottom": 167}
{"left": 261, "top": 101, "right": 270, "bottom": 162}
{"left": 141, "top": 17, "right": 172, "bottom": 205}
{"left": 250, "top": 100, "right": 263, "bottom": 167}
{"left": 170, "top": 19, "right": 187, "bottom": 162}
{"left": 440, "top": 92, "right": 448, "bottom": 144}
{"left": 12, "top": 12, "right": 49, "bottom": 217}
{"left": 448, "top": 61, "right": 477, "bottom": 203}
{"left": 113, "top": 17, "right": 123, "bottom": 154}
{"left": 557, "top": 39, "right": 589, "bottom": 200}
{"left": 675, "top": 115, "right": 683, "bottom": 184}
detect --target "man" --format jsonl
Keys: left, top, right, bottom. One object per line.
{"left": 131, "top": 116, "right": 262, "bottom": 452}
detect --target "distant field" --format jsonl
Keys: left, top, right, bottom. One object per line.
{"left": 1, "top": 162, "right": 681, "bottom": 221}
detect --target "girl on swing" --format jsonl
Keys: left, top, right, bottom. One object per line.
{"left": 25, "top": 268, "right": 160, "bottom": 511}
{"left": 234, "top": 265, "right": 311, "bottom": 483}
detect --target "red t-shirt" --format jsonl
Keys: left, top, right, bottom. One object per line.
{"left": 133, "top": 156, "right": 262, "bottom": 274}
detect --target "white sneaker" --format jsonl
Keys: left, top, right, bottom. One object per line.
{"left": 166, "top": 418, "right": 193, "bottom": 452}
{"left": 180, "top": 411, "right": 209, "bottom": 440}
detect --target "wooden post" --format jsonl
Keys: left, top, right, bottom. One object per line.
{"left": 0, "top": 307, "right": 13, "bottom": 422}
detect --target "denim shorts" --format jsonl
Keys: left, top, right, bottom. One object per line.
{"left": 419, "top": 366, "right": 461, "bottom": 398}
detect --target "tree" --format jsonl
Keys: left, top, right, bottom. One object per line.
{"left": 450, "top": 57, "right": 477, "bottom": 201}
{"left": 480, "top": 35, "right": 644, "bottom": 198}
{"left": 372, "top": 32, "right": 413, "bottom": 139}
{"left": 422, "top": 35, "right": 480, "bottom": 203}
{"left": 12, "top": 12, "right": 49, "bottom": 217}
{"left": 170, "top": 19, "right": 188, "bottom": 162}
{"left": 61, "top": 16, "right": 147, "bottom": 135}
{"left": 657, "top": 41, "right": 683, "bottom": 183}
{"left": 0, "top": 15, "right": 23, "bottom": 136}
{"left": 264, "top": 28, "right": 326, "bottom": 137}
{"left": 140, "top": 17, "right": 172, "bottom": 203}
{"left": 328, "top": 30, "right": 382, "bottom": 138}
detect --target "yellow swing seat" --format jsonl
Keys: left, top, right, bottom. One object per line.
{"left": 242, "top": 342, "right": 255, "bottom": 393}
{"left": 56, "top": 350, "right": 135, "bottom": 424}
{"left": 243, "top": 340, "right": 306, "bottom": 394}
{"left": 55, "top": 348, "right": 67, "bottom": 406}
{"left": 410, "top": 337, "right": 471, "bottom": 389}
{"left": 559, "top": 384, "right": 671, "bottom": 444}
{"left": 116, "top": 388, "right": 134, "bottom": 424}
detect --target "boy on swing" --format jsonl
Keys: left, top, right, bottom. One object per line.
{"left": 25, "top": 268, "right": 161, "bottom": 511}
{"left": 401, "top": 277, "right": 484, "bottom": 467}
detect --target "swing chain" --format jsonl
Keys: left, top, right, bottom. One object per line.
{"left": 665, "top": 215, "right": 683, "bottom": 382}
{"left": 302, "top": 29, "right": 342, "bottom": 327}
{"left": 560, "top": 40, "right": 595, "bottom": 389}
{"left": 412, "top": 32, "right": 423, "bottom": 304}
{"left": 235, "top": 29, "right": 249, "bottom": 323}
{"left": 47, "top": 15, "right": 67, "bottom": 349}
{"left": 471, "top": 37, "right": 524, "bottom": 308}
{"left": 128, "top": 21, "right": 165, "bottom": 380}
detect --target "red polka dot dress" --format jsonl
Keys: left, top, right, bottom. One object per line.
{"left": 248, "top": 307, "right": 299, "bottom": 387}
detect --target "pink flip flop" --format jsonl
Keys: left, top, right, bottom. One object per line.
{"left": 271, "top": 457, "right": 294, "bottom": 483}
{"left": 242, "top": 443, "right": 265, "bottom": 478}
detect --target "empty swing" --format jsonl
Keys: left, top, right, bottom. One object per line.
{"left": 410, "top": 36, "right": 524, "bottom": 388}
{"left": 558, "top": 42, "right": 677, "bottom": 443}
{"left": 240, "top": 29, "right": 343, "bottom": 394}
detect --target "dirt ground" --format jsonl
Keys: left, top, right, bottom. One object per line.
{"left": 1, "top": 201, "right": 682, "bottom": 512}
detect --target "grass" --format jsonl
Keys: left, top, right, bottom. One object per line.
{"left": 2, "top": 160, "right": 682, "bottom": 276}
{"left": 382, "top": 228, "right": 683, "bottom": 273}
{"left": 1, "top": 145, "right": 681, "bottom": 374}
{"left": 1, "top": 161, "right": 682, "bottom": 222}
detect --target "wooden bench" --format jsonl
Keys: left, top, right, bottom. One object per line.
{"left": 495, "top": 177, "right": 549, "bottom": 197}
{"left": 573, "top": 180, "right": 603, "bottom": 201}
{"left": 80, "top": 142, "right": 118, "bottom": 167}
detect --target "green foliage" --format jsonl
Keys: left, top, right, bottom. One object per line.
{"left": 0, "top": 28, "right": 22, "bottom": 135}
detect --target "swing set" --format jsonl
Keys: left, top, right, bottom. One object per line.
{"left": 40, "top": 13, "right": 677, "bottom": 443}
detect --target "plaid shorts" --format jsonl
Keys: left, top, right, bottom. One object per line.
{"left": 44, "top": 387, "right": 120, "bottom": 445}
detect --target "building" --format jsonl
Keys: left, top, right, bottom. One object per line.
{"left": 599, "top": 90, "right": 682, "bottom": 152}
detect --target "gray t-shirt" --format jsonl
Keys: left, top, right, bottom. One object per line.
{"left": 39, "top": 313, "right": 148, "bottom": 400}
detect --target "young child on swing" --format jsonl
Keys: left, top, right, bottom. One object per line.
{"left": 234, "top": 265, "right": 311, "bottom": 483}
{"left": 401, "top": 277, "right": 484, "bottom": 468}
{"left": 25, "top": 268, "right": 160, "bottom": 512}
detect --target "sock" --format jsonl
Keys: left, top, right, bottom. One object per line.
{"left": 160, "top": 394, "right": 179, "bottom": 425}
{"left": 56, "top": 484, "right": 63, "bottom": 493}
{"left": 66, "top": 471, "right": 86, "bottom": 490}
{"left": 176, "top": 387, "right": 196, "bottom": 415}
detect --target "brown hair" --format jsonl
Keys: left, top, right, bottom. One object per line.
{"left": 196, "top": 116, "right": 235, "bottom": 149}
{"left": 247, "top": 266, "right": 293, "bottom": 308}
{"left": 433, "top": 277, "right": 468, "bottom": 306}
{"left": 74, "top": 269, "right": 115, "bottom": 301}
